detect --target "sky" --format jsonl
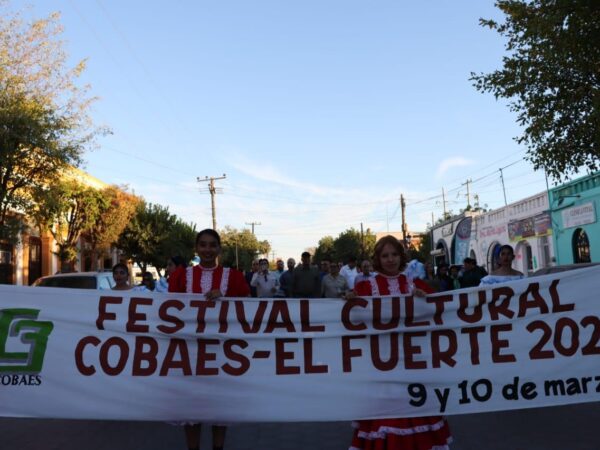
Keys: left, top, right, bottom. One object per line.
{"left": 19, "top": 0, "right": 552, "bottom": 262}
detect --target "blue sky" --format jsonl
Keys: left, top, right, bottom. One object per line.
{"left": 21, "top": 0, "right": 551, "bottom": 261}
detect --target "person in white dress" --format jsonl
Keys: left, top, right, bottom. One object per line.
{"left": 480, "top": 245, "right": 524, "bottom": 285}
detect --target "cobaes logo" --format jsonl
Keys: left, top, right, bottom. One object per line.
{"left": 0, "top": 308, "right": 54, "bottom": 386}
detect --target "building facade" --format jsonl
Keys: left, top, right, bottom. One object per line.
{"left": 431, "top": 191, "right": 555, "bottom": 274}
{"left": 548, "top": 172, "right": 600, "bottom": 265}
{"left": 473, "top": 192, "right": 554, "bottom": 274}
{"left": 1, "top": 168, "right": 120, "bottom": 286}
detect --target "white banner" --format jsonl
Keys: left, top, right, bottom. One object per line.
{"left": 1, "top": 266, "right": 600, "bottom": 421}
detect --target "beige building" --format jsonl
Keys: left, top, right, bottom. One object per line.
{"left": 1, "top": 167, "right": 119, "bottom": 286}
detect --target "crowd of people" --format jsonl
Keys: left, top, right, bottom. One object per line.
{"left": 109, "top": 229, "right": 524, "bottom": 450}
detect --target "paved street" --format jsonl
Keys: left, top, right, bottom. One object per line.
{"left": 1, "top": 402, "right": 599, "bottom": 450}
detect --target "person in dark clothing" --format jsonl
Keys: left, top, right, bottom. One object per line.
{"left": 292, "top": 251, "right": 321, "bottom": 298}
{"left": 244, "top": 259, "right": 259, "bottom": 297}
{"left": 436, "top": 263, "right": 454, "bottom": 291}
{"left": 459, "top": 257, "right": 488, "bottom": 288}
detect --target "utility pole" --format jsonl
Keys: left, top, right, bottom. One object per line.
{"left": 442, "top": 187, "right": 448, "bottom": 218}
{"left": 235, "top": 240, "right": 239, "bottom": 269}
{"left": 245, "top": 221, "right": 261, "bottom": 235}
{"left": 197, "top": 174, "right": 226, "bottom": 230}
{"left": 431, "top": 211, "right": 435, "bottom": 265}
{"left": 400, "top": 194, "right": 407, "bottom": 243}
{"left": 360, "top": 222, "right": 364, "bottom": 260}
{"left": 461, "top": 179, "right": 472, "bottom": 209}
{"left": 499, "top": 167, "right": 508, "bottom": 206}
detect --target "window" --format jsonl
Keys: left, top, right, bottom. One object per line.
{"left": 0, "top": 250, "right": 12, "bottom": 265}
{"left": 98, "top": 276, "right": 112, "bottom": 290}
{"left": 36, "top": 276, "right": 97, "bottom": 289}
{"left": 572, "top": 228, "right": 591, "bottom": 263}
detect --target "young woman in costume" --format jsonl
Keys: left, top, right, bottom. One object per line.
{"left": 479, "top": 244, "right": 524, "bottom": 286}
{"left": 169, "top": 229, "right": 249, "bottom": 450}
{"left": 348, "top": 235, "right": 452, "bottom": 450}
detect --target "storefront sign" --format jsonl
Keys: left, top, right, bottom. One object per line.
{"left": 562, "top": 202, "right": 596, "bottom": 229}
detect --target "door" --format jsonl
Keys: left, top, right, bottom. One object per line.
{"left": 0, "top": 242, "right": 14, "bottom": 284}
{"left": 28, "top": 237, "right": 42, "bottom": 285}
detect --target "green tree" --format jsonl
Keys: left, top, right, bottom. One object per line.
{"left": 219, "top": 227, "right": 271, "bottom": 271}
{"left": 155, "top": 218, "right": 196, "bottom": 275}
{"left": 117, "top": 202, "right": 196, "bottom": 275}
{"left": 471, "top": 0, "right": 600, "bottom": 180}
{"left": 33, "top": 179, "right": 105, "bottom": 272}
{"left": 334, "top": 228, "right": 376, "bottom": 263}
{"left": 0, "top": 6, "right": 101, "bottom": 242}
{"left": 313, "top": 228, "right": 377, "bottom": 264}
{"left": 117, "top": 202, "right": 172, "bottom": 273}
{"left": 82, "top": 186, "right": 140, "bottom": 270}
{"left": 313, "top": 235, "right": 335, "bottom": 263}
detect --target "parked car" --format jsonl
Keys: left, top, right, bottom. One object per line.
{"left": 32, "top": 271, "right": 115, "bottom": 290}
{"left": 531, "top": 262, "right": 600, "bottom": 277}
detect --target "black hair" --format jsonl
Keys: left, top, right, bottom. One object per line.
{"left": 112, "top": 262, "right": 129, "bottom": 275}
{"left": 499, "top": 244, "right": 515, "bottom": 256}
{"left": 301, "top": 251, "right": 311, "bottom": 258}
{"left": 170, "top": 255, "right": 187, "bottom": 267}
{"left": 196, "top": 228, "right": 221, "bottom": 246}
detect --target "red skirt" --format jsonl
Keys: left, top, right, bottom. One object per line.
{"left": 349, "top": 416, "right": 452, "bottom": 450}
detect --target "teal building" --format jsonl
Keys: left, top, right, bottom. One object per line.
{"left": 548, "top": 172, "right": 600, "bottom": 264}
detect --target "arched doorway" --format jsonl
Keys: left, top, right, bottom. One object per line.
{"left": 572, "top": 228, "right": 591, "bottom": 263}
{"left": 434, "top": 240, "right": 449, "bottom": 267}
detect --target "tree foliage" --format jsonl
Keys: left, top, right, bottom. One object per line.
{"left": 33, "top": 179, "right": 105, "bottom": 271}
{"left": 471, "top": 0, "right": 600, "bottom": 180}
{"left": 313, "top": 236, "right": 335, "bottom": 263}
{"left": 82, "top": 186, "right": 140, "bottom": 270}
{"left": 0, "top": 6, "right": 101, "bottom": 241}
{"left": 219, "top": 227, "right": 271, "bottom": 271}
{"left": 314, "top": 228, "right": 376, "bottom": 263}
{"left": 116, "top": 202, "right": 196, "bottom": 274}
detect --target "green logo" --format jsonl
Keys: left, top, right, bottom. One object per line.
{"left": 0, "top": 309, "right": 54, "bottom": 374}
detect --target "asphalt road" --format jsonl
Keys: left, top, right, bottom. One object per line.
{"left": 1, "top": 402, "right": 599, "bottom": 450}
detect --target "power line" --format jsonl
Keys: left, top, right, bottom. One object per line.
{"left": 94, "top": 0, "right": 192, "bottom": 135}
{"left": 66, "top": 0, "right": 178, "bottom": 140}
